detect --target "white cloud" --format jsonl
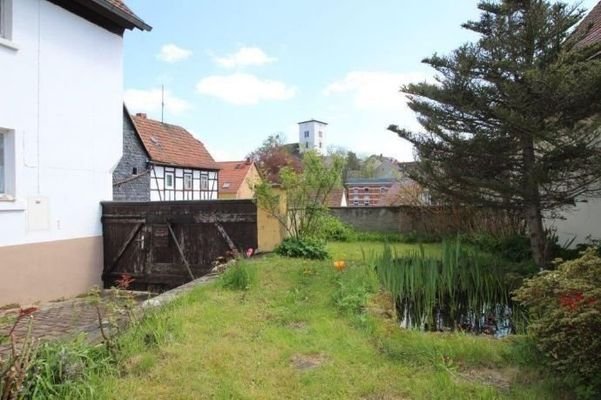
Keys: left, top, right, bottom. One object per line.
{"left": 213, "top": 47, "right": 277, "bottom": 69}
{"left": 124, "top": 88, "right": 192, "bottom": 116}
{"left": 157, "top": 44, "right": 192, "bottom": 63}
{"left": 324, "top": 71, "right": 431, "bottom": 132}
{"left": 196, "top": 73, "right": 296, "bottom": 105}
{"left": 322, "top": 71, "right": 433, "bottom": 161}
{"left": 324, "top": 71, "right": 430, "bottom": 110}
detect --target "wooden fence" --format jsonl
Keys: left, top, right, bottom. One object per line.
{"left": 101, "top": 200, "right": 258, "bottom": 292}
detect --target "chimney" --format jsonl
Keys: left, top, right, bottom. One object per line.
{"left": 245, "top": 157, "right": 252, "bottom": 165}
{"left": 136, "top": 113, "right": 147, "bottom": 119}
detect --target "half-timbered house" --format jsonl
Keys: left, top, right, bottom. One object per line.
{"left": 113, "top": 111, "right": 219, "bottom": 201}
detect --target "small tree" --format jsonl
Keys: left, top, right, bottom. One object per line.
{"left": 389, "top": 1, "right": 601, "bottom": 267}
{"left": 254, "top": 151, "right": 345, "bottom": 239}
{"left": 248, "top": 134, "right": 302, "bottom": 183}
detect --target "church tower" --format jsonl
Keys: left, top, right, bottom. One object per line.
{"left": 298, "top": 119, "right": 327, "bottom": 154}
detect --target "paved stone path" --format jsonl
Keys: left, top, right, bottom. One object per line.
{"left": 0, "top": 292, "right": 150, "bottom": 356}
{"left": 0, "top": 272, "right": 220, "bottom": 357}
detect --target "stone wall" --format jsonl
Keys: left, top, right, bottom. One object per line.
{"left": 330, "top": 206, "right": 523, "bottom": 236}
{"left": 112, "top": 112, "right": 151, "bottom": 201}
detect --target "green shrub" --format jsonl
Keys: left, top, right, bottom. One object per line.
{"left": 514, "top": 249, "right": 601, "bottom": 398}
{"left": 313, "top": 213, "right": 356, "bottom": 242}
{"left": 221, "top": 262, "right": 255, "bottom": 290}
{"left": 275, "top": 237, "right": 329, "bottom": 260}
{"left": 465, "top": 233, "right": 532, "bottom": 263}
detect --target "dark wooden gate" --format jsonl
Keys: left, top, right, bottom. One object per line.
{"left": 101, "top": 200, "right": 258, "bottom": 291}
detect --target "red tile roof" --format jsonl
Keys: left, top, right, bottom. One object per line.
{"left": 574, "top": 1, "right": 601, "bottom": 48}
{"left": 326, "top": 189, "right": 346, "bottom": 207}
{"left": 131, "top": 114, "right": 218, "bottom": 170}
{"left": 217, "top": 161, "right": 255, "bottom": 194}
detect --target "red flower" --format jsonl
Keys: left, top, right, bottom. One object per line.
{"left": 116, "top": 273, "right": 135, "bottom": 290}
{"left": 559, "top": 292, "right": 593, "bottom": 311}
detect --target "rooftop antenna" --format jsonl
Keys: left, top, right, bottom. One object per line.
{"left": 161, "top": 84, "right": 165, "bottom": 123}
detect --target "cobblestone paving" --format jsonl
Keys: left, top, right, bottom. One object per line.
{"left": 0, "top": 292, "right": 151, "bottom": 356}
{"left": 0, "top": 273, "right": 220, "bottom": 356}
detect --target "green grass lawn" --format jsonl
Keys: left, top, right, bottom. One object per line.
{"left": 84, "top": 242, "right": 563, "bottom": 400}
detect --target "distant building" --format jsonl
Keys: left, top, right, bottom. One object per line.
{"left": 326, "top": 188, "right": 348, "bottom": 208}
{"left": 217, "top": 160, "right": 262, "bottom": 199}
{"left": 297, "top": 119, "right": 328, "bottom": 154}
{"left": 346, "top": 178, "right": 396, "bottom": 207}
{"left": 344, "top": 161, "right": 427, "bottom": 207}
{"left": 113, "top": 111, "right": 219, "bottom": 202}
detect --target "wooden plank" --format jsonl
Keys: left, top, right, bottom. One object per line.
{"left": 102, "top": 218, "right": 146, "bottom": 224}
{"left": 167, "top": 223, "right": 196, "bottom": 281}
{"left": 107, "top": 222, "right": 143, "bottom": 273}
{"left": 215, "top": 222, "right": 240, "bottom": 258}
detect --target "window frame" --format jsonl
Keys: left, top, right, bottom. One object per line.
{"left": 164, "top": 172, "right": 175, "bottom": 190}
{"left": 304, "top": 130, "right": 310, "bottom": 138}
{"left": 200, "top": 174, "right": 209, "bottom": 191}
{"left": 0, "top": 131, "right": 5, "bottom": 195}
{"left": 183, "top": 173, "right": 193, "bottom": 191}
{"left": 0, "top": 128, "right": 15, "bottom": 201}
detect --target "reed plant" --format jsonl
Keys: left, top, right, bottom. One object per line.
{"left": 373, "top": 239, "right": 525, "bottom": 333}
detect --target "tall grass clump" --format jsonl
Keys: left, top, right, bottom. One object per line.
{"left": 220, "top": 262, "right": 255, "bottom": 291}
{"left": 373, "top": 239, "right": 526, "bottom": 334}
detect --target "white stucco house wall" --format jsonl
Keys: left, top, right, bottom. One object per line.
{"left": 0, "top": 0, "right": 150, "bottom": 306}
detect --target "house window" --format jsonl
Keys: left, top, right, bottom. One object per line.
{"left": 352, "top": 188, "right": 358, "bottom": 193}
{"left": 380, "top": 187, "right": 387, "bottom": 193}
{"left": 0, "top": 0, "right": 12, "bottom": 40}
{"left": 0, "top": 132, "right": 5, "bottom": 194}
{"left": 319, "top": 142, "right": 322, "bottom": 149}
{"left": 165, "top": 172, "right": 174, "bottom": 189}
{"left": 305, "top": 142, "right": 309, "bottom": 149}
{"left": 132, "top": 167, "right": 138, "bottom": 175}
{"left": 0, "top": 128, "right": 14, "bottom": 199}
{"left": 318, "top": 131, "right": 323, "bottom": 138}
{"left": 201, "top": 174, "right": 209, "bottom": 190}
{"left": 364, "top": 187, "right": 369, "bottom": 192}
{"left": 353, "top": 200, "right": 359, "bottom": 206}
{"left": 363, "top": 195, "right": 370, "bottom": 206}
{"left": 184, "top": 174, "right": 193, "bottom": 190}
{"left": 304, "top": 131, "right": 310, "bottom": 138}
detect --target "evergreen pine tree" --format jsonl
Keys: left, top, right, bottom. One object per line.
{"left": 390, "top": 0, "right": 601, "bottom": 267}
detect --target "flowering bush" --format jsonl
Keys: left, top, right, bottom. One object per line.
{"left": 514, "top": 249, "right": 601, "bottom": 398}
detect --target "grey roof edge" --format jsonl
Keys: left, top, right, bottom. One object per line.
{"left": 88, "top": 0, "right": 152, "bottom": 31}
{"left": 297, "top": 119, "right": 328, "bottom": 125}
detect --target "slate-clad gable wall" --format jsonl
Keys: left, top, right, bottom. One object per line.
{"left": 113, "top": 113, "right": 150, "bottom": 201}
